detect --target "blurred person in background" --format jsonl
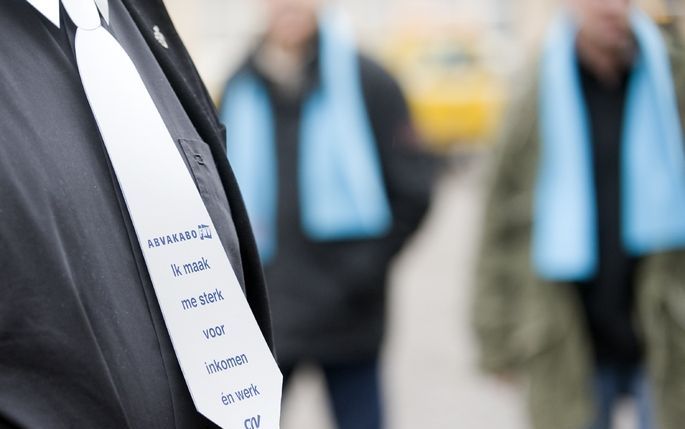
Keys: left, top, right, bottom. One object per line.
{"left": 474, "top": 0, "right": 685, "bottom": 428}
{"left": 219, "top": 0, "right": 435, "bottom": 427}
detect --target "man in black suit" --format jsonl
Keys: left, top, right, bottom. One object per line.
{"left": 0, "top": 1, "right": 272, "bottom": 427}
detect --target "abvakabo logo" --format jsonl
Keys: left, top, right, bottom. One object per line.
{"left": 147, "top": 224, "right": 213, "bottom": 249}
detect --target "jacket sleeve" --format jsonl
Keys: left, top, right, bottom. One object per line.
{"left": 472, "top": 77, "right": 539, "bottom": 374}
{"left": 359, "top": 55, "right": 438, "bottom": 259}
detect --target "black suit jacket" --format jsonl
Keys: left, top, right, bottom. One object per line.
{"left": 121, "top": 0, "right": 274, "bottom": 350}
{"left": 0, "top": 2, "right": 273, "bottom": 428}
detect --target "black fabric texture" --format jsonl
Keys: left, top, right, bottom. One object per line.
{"left": 576, "top": 61, "right": 642, "bottom": 368}
{"left": 0, "top": 0, "right": 271, "bottom": 427}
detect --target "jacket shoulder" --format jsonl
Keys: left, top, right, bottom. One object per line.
{"left": 663, "top": 25, "right": 685, "bottom": 122}
{"left": 356, "top": 53, "right": 414, "bottom": 146}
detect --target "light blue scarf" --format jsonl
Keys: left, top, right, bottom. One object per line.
{"left": 220, "top": 10, "right": 392, "bottom": 262}
{"left": 534, "top": 9, "right": 685, "bottom": 281}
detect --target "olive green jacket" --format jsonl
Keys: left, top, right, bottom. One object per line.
{"left": 473, "top": 26, "right": 685, "bottom": 429}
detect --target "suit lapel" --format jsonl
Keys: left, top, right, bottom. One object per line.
{"left": 118, "top": 0, "right": 222, "bottom": 141}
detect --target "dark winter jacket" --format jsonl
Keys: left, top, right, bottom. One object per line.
{"left": 473, "top": 24, "right": 685, "bottom": 429}
{"left": 225, "top": 43, "right": 435, "bottom": 366}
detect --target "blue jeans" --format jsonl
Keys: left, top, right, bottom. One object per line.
{"left": 282, "top": 359, "right": 382, "bottom": 429}
{"left": 589, "top": 366, "right": 656, "bottom": 429}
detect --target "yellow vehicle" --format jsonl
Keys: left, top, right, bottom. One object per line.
{"left": 383, "top": 35, "right": 506, "bottom": 151}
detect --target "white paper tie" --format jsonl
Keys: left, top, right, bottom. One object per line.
{"left": 61, "top": 1, "right": 283, "bottom": 427}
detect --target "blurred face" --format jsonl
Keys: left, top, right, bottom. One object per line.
{"left": 568, "top": 0, "right": 632, "bottom": 55}
{"left": 262, "top": 0, "right": 320, "bottom": 49}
